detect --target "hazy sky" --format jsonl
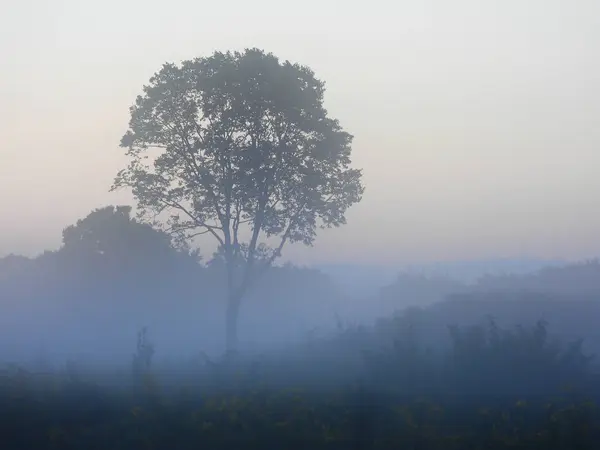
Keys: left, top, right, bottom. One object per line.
{"left": 2, "top": 0, "right": 600, "bottom": 265}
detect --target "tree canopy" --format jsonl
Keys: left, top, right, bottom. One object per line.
{"left": 60, "top": 205, "right": 198, "bottom": 271}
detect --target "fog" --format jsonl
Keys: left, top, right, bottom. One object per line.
{"left": 0, "top": 252, "right": 344, "bottom": 366}
{"left": 3, "top": 234, "right": 600, "bottom": 375}
{"left": 2, "top": 209, "right": 600, "bottom": 447}
{"left": 2, "top": 4, "right": 600, "bottom": 447}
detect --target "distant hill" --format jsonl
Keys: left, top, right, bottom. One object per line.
{"left": 312, "top": 264, "right": 399, "bottom": 298}
{"left": 313, "top": 259, "right": 566, "bottom": 297}
{"left": 403, "top": 258, "right": 566, "bottom": 284}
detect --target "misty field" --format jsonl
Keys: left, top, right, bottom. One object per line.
{"left": 1, "top": 303, "right": 599, "bottom": 450}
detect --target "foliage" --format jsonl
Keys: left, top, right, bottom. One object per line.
{"left": 445, "top": 318, "right": 595, "bottom": 396}
{"left": 59, "top": 205, "right": 200, "bottom": 274}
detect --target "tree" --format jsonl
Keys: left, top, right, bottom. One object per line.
{"left": 60, "top": 205, "right": 199, "bottom": 275}
{"left": 112, "top": 48, "right": 364, "bottom": 354}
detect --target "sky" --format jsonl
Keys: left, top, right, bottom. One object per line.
{"left": 1, "top": 0, "right": 600, "bottom": 266}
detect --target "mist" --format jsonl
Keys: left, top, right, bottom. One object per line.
{"left": 2, "top": 2, "right": 600, "bottom": 447}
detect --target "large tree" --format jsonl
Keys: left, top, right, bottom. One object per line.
{"left": 113, "top": 48, "right": 364, "bottom": 353}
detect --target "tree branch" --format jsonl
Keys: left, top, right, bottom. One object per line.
{"left": 157, "top": 197, "right": 224, "bottom": 247}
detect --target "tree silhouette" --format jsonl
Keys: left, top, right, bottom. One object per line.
{"left": 112, "top": 48, "right": 364, "bottom": 353}
{"left": 60, "top": 205, "right": 199, "bottom": 275}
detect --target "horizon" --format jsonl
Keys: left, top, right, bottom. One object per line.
{"left": 0, "top": 243, "right": 572, "bottom": 274}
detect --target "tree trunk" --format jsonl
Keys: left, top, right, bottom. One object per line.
{"left": 225, "top": 290, "right": 242, "bottom": 356}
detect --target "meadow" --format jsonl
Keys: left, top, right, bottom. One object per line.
{"left": 2, "top": 294, "right": 599, "bottom": 450}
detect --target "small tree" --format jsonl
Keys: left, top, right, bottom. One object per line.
{"left": 113, "top": 48, "right": 364, "bottom": 354}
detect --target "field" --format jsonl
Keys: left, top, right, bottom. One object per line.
{"left": 2, "top": 305, "right": 599, "bottom": 450}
